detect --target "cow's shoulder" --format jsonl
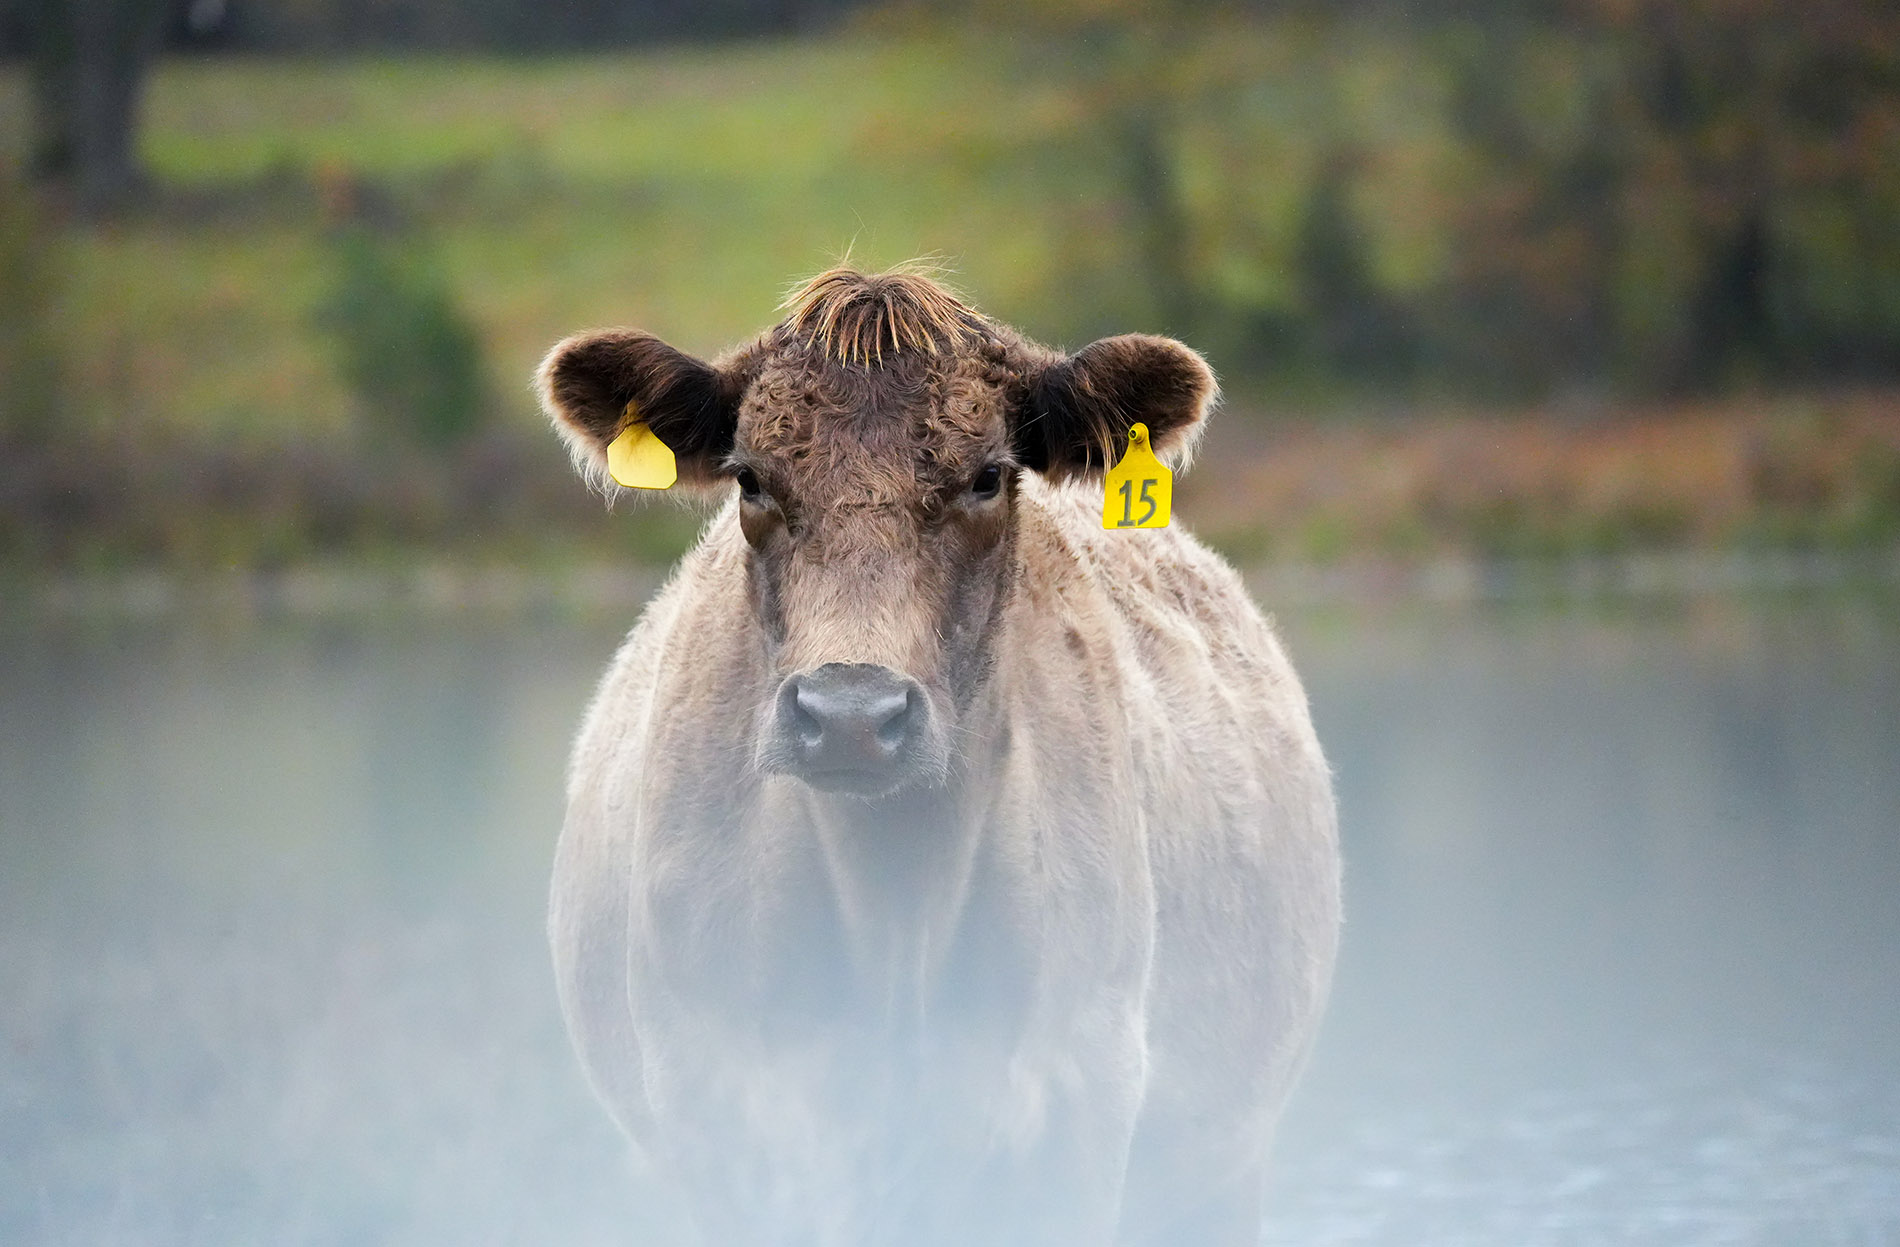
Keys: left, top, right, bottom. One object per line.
{"left": 1016, "top": 478, "right": 1268, "bottom": 665}
{"left": 1014, "top": 478, "right": 1320, "bottom": 801}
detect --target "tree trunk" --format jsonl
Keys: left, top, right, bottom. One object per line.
{"left": 29, "top": 0, "right": 170, "bottom": 216}
{"left": 1118, "top": 102, "right": 1197, "bottom": 338}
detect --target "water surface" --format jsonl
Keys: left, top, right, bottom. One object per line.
{"left": 2, "top": 592, "right": 1896, "bottom": 1244}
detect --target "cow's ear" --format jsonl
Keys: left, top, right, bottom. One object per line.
{"left": 1013, "top": 334, "right": 1216, "bottom": 481}
{"left": 536, "top": 330, "right": 752, "bottom": 494}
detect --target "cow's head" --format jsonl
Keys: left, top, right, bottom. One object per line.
{"left": 538, "top": 268, "right": 1214, "bottom": 798}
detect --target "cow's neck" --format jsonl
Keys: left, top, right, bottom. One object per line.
{"left": 798, "top": 773, "right": 983, "bottom": 1017}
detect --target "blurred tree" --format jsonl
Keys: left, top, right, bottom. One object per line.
{"left": 25, "top": 0, "right": 171, "bottom": 214}
{"left": 1429, "top": 19, "right": 1625, "bottom": 393}
{"left": 1295, "top": 147, "right": 1415, "bottom": 381}
{"left": 1118, "top": 93, "right": 1197, "bottom": 337}
{"left": 90, "top": 0, "right": 878, "bottom": 51}
{"left": 951, "top": 0, "right": 1246, "bottom": 339}
{"left": 0, "top": 173, "right": 64, "bottom": 444}
{"left": 1433, "top": 0, "right": 1900, "bottom": 393}
{"left": 1601, "top": 0, "right": 1900, "bottom": 385}
{"left": 317, "top": 224, "right": 490, "bottom": 450}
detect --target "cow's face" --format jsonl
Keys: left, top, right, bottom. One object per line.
{"left": 539, "top": 269, "right": 1214, "bottom": 799}
{"left": 724, "top": 344, "right": 1016, "bottom": 797}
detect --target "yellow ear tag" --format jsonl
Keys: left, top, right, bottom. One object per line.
{"left": 606, "top": 407, "right": 677, "bottom": 490}
{"left": 1102, "top": 422, "right": 1172, "bottom": 529}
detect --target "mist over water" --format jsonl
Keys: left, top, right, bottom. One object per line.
{"left": 2, "top": 593, "right": 1896, "bottom": 1244}
{"left": 1265, "top": 595, "right": 1900, "bottom": 1244}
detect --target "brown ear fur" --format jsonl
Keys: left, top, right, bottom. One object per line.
{"left": 1016, "top": 334, "right": 1216, "bottom": 481}
{"left": 536, "top": 330, "right": 751, "bottom": 494}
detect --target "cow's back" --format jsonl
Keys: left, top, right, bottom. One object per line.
{"left": 1026, "top": 481, "right": 1341, "bottom": 1219}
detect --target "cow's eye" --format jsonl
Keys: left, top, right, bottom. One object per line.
{"left": 735, "top": 467, "right": 765, "bottom": 502}
{"left": 969, "top": 464, "right": 1003, "bottom": 499}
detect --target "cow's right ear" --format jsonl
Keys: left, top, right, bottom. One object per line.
{"left": 536, "top": 330, "right": 750, "bottom": 494}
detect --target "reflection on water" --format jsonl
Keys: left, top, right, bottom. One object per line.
{"left": 2, "top": 593, "right": 1897, "bottom": 1245}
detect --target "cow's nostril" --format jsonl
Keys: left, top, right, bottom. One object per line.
{"left": 791, "top": 689, "right": 825, "bottom": 748}
{"left": 875, "top": 690, "right": 915, "bottom": 751}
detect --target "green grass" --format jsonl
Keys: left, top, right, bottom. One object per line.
{"left": 2, "top": 26, "right": 1468, "bottom": 445}
{"left": 9, "top": 38, "right": 1122, "bottom": 439}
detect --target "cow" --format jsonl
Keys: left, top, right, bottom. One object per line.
{"left": 538, "top": 267, "right": 1341, "bottom": 1247}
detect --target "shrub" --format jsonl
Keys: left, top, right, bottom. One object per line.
{"left": 0, "top": 173, "right": 64, "bottom": 445}
{"left": 317, "top": 226, "right": 489, "bottom": 449}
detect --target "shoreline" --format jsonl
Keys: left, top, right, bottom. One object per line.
{"left": 7, "top": 545, "right": 1896, "bottom": 628}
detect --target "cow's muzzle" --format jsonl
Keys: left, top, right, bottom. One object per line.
{"left": 767, "top": 662, "right": 934, "bottom": 795}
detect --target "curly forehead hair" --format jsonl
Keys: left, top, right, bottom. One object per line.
{"left": 775, "top": 265, "right": 991, "bottom": 367}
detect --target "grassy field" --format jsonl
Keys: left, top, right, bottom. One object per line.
{"left": 0, "top": 27, "right": 1453, "bottom": 442}
{"left": 3, "top": 34, "right": 1898, "bottom": 580}
{"left": 5, "top": 41, "right": 1093, "bottom": 441}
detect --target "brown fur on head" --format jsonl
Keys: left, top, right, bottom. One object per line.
{"left": 536, "top": 265, "right": 1217, "bottom": 497}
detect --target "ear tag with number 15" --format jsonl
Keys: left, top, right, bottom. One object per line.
{"left": 606, "top": 401, "right": 677, "bottom": 490}
{"left": 1102, "top": 421, "right": 1172, "bottom": 529}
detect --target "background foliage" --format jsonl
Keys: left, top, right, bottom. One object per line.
{"left": 2, "top": 0, "right": 1897, "bottom": 574}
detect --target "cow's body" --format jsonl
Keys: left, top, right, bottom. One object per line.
{"left": 541, "top": 269, "right": 1340, "bottom": 1247}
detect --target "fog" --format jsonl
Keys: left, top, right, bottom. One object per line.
{"left": 2, "top": 591, "right": 1896, "bottom": 1244}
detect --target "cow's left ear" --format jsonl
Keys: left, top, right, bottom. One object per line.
{"left": 1013, "top": 334, "right": 1216, "bottom": 480}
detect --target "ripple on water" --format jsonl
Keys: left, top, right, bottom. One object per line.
{"left": 1263, "top": 1065, "right": 1900, "bottom": 1246}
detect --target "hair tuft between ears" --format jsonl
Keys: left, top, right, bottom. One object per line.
{"left": 1017, "top": 334, "right": 1217, "bottom": 482}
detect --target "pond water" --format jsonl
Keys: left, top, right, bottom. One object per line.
{"left": 2, "top": 589, "right": 1896, "bottom": 1245}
